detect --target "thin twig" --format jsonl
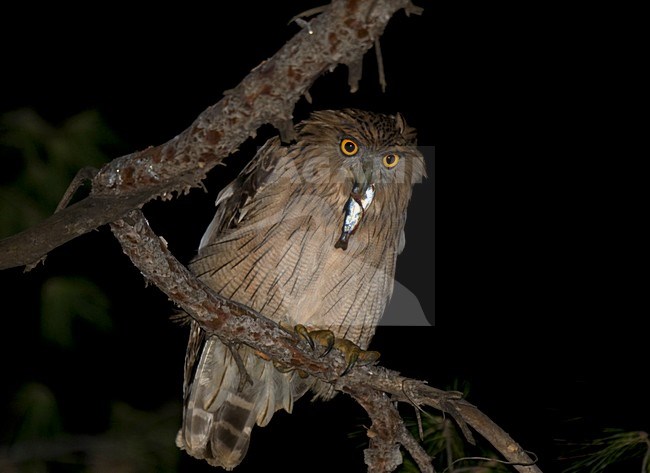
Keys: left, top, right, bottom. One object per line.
{"left": 415, "top": 407, "right": 424, "bottom": 441}
{"left": 226, "top": 342, "right": 254, "bottom": 391}
{"left": 398, "top": 418, "right": 435, "bottom": 473}
{"left": 375, "top": 38, "right": 387, "bottom": 92}
{"left": 443, "top": 419, "right": 455, "bottom": 473}
{"left": 288, "top": 5, "right": 328, "bottom": 25}
{"left": 54, "top": 167, "right": 98, "bottom": 213}
{"left": 444, "top": 453, "right": 539, "bottom": 472}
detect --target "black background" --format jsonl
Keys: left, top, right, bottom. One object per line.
{"left": 0, "top": 2, "right": 645, "bottom": 472}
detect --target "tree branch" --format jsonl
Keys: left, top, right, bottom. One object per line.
{"left": 110, "top": 210, "right": 542, "bottom": 473}
{"left": 347, "top": 386, "right": 434, "bottom": 473}
{"left": 1, "top": 2, "right": 542, "bottom": 471}
{"left": 0, "top": 0, "right": 416, "bottom": 271}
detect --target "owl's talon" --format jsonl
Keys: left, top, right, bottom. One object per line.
{"left": 340, "top": 349, "right": 359, "bottom": 376}
{"left": 309, "top": 330, "right": 336, "bottom": 357}
{"left": 333, "top": 339, "right": 381, "bottom": 376}
{"left": 319, "top": 340, "right": 335, "bottom": 358}
{"left": 294, "top": 324, "right": 315, "bottom": 350}
{"left": 294, "top": 325, "right": 336, "bottom": 356}
{"left": 292, "top": 325, "right": 379, "bottom": 376}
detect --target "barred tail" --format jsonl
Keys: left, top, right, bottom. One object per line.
{"left": 176, "top": 336, "right": 309, "bottom": 469}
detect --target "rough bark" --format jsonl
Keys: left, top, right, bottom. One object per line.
{"left": 0, "top": 0, "right": 419, "bottom": 271}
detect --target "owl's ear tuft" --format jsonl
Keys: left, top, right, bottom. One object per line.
{"left": 395, "top": 113, "right": 417, "bottom": 143}
{"left": 395, "top": 113, "right": 406, "bottom": 133}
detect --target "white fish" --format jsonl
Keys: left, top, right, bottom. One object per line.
{"left": 335, "top": 184, "right": 375, "bottom": 250}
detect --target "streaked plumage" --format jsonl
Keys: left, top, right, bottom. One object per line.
{"left": 176, "top": 109, "right": 426, "bottom": 469}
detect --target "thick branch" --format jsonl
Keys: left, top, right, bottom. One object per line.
{"left": 110, "top": 210, "right": 542, "bottom": 473}
{"left": 0, "top": 0, "right": 415, "bottom": 271}
{"left": 347, "top": 386, "right": 433, "bottom": 473}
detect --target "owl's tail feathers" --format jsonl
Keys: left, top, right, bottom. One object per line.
{"left": 179, "top": 388, "right": 258, "bottom": 470}
{"left": 176, "top": 338, "right": 310, "bottom": 470}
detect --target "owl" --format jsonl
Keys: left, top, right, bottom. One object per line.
{"left": 176, "top": 109, "right": 426, "bottom": 469}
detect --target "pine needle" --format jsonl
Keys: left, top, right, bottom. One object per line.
{"left": 562, "top": 429, "right": 650, "bottom": 473}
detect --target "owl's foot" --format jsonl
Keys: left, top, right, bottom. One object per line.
{"left": 294, "top": 325, "right": 380, "bottom": 375}
{"left": 332, "top": 337, "right": 381, "bottom": 375}
{"left": 295, "top": 324, "right": 335, "bottom": 356}
{"left": 272, "top": 359, "right": 309, "bottom": 378}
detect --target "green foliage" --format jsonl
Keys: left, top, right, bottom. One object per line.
{"left": 11, "top": 383, "right": 63, "bottom": 442}
{"left": 88, "top": 402, "right": 181, "bottom": 472}
{"left": 41, "top": 276, "right": 111, "bottom": 348}
{"left": 0, "top": 110, "right": 180, "bottom": 473}
{"left": 0, "top": 108, "right": 116, "bottom": 237}
{"left": 398, "top": 411, "right": 510, "bottom": 473}
{"left": 391, "top": 380, "right": 511, "bottom": 472}
{"left": 562, "top": 429, "right": 650, "bottom": 473}
{"left": 1, "top": 110, "right": 115, "bottom": 348}
{"left": 3, "top": 399, "right": 180, "bottom": 473}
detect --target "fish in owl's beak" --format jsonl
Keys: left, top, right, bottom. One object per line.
{"left": 335, "top": 162, "right": 375, "bottom": 251}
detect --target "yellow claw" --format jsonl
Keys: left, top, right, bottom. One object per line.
{"left": 333, "top": 339, "right": 381, "bottom": 375}
{"left": 308, "top": 330, "right": 336, "bottom": 357}
{"left": 294, "top": 324, "right": 315, "bottom": 350}
{"left": 340, "top": 350, "right": 359, "bottom": 376}
{"left": 294, "top": 325, "right": 336, "bottom": 356}
{"left": 293, "top": 325, "right": 380, "bottom": 376}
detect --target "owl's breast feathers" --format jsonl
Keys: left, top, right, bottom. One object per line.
{"left": 191, "top": 136, "right": 417, "bottom": 348}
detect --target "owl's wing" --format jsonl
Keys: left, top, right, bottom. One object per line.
{"left": 199, "top": 137, "right": 286, "bottom": 250}
{"left": 184, "top": 136, "right": 289, "bottom": 399}
{"left": 182, "top": 320, "right": 205, "bottom": 402}
{"left": 179, "top": 138, "right": 304, "bottom": 467}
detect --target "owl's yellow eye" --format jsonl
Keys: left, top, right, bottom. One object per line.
{"left": 340, "top": 138, "right": 359, "bottom": 156}
{"left": 382, "top": 153, "right": 400, "bottom": 169}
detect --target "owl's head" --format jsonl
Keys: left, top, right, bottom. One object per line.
{"left": 296, "top": 109, "right": 426, "bottom": 249}
{"left": 297, "top": 108, "right": 425, "bottom": 188}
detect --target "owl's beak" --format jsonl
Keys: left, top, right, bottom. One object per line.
{"left": 352, "top": 161, "right": 375, "bottom": 196}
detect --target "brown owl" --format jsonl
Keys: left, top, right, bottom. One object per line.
{"left": 176, "top": 109, "right": 426, "bottom": 469}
